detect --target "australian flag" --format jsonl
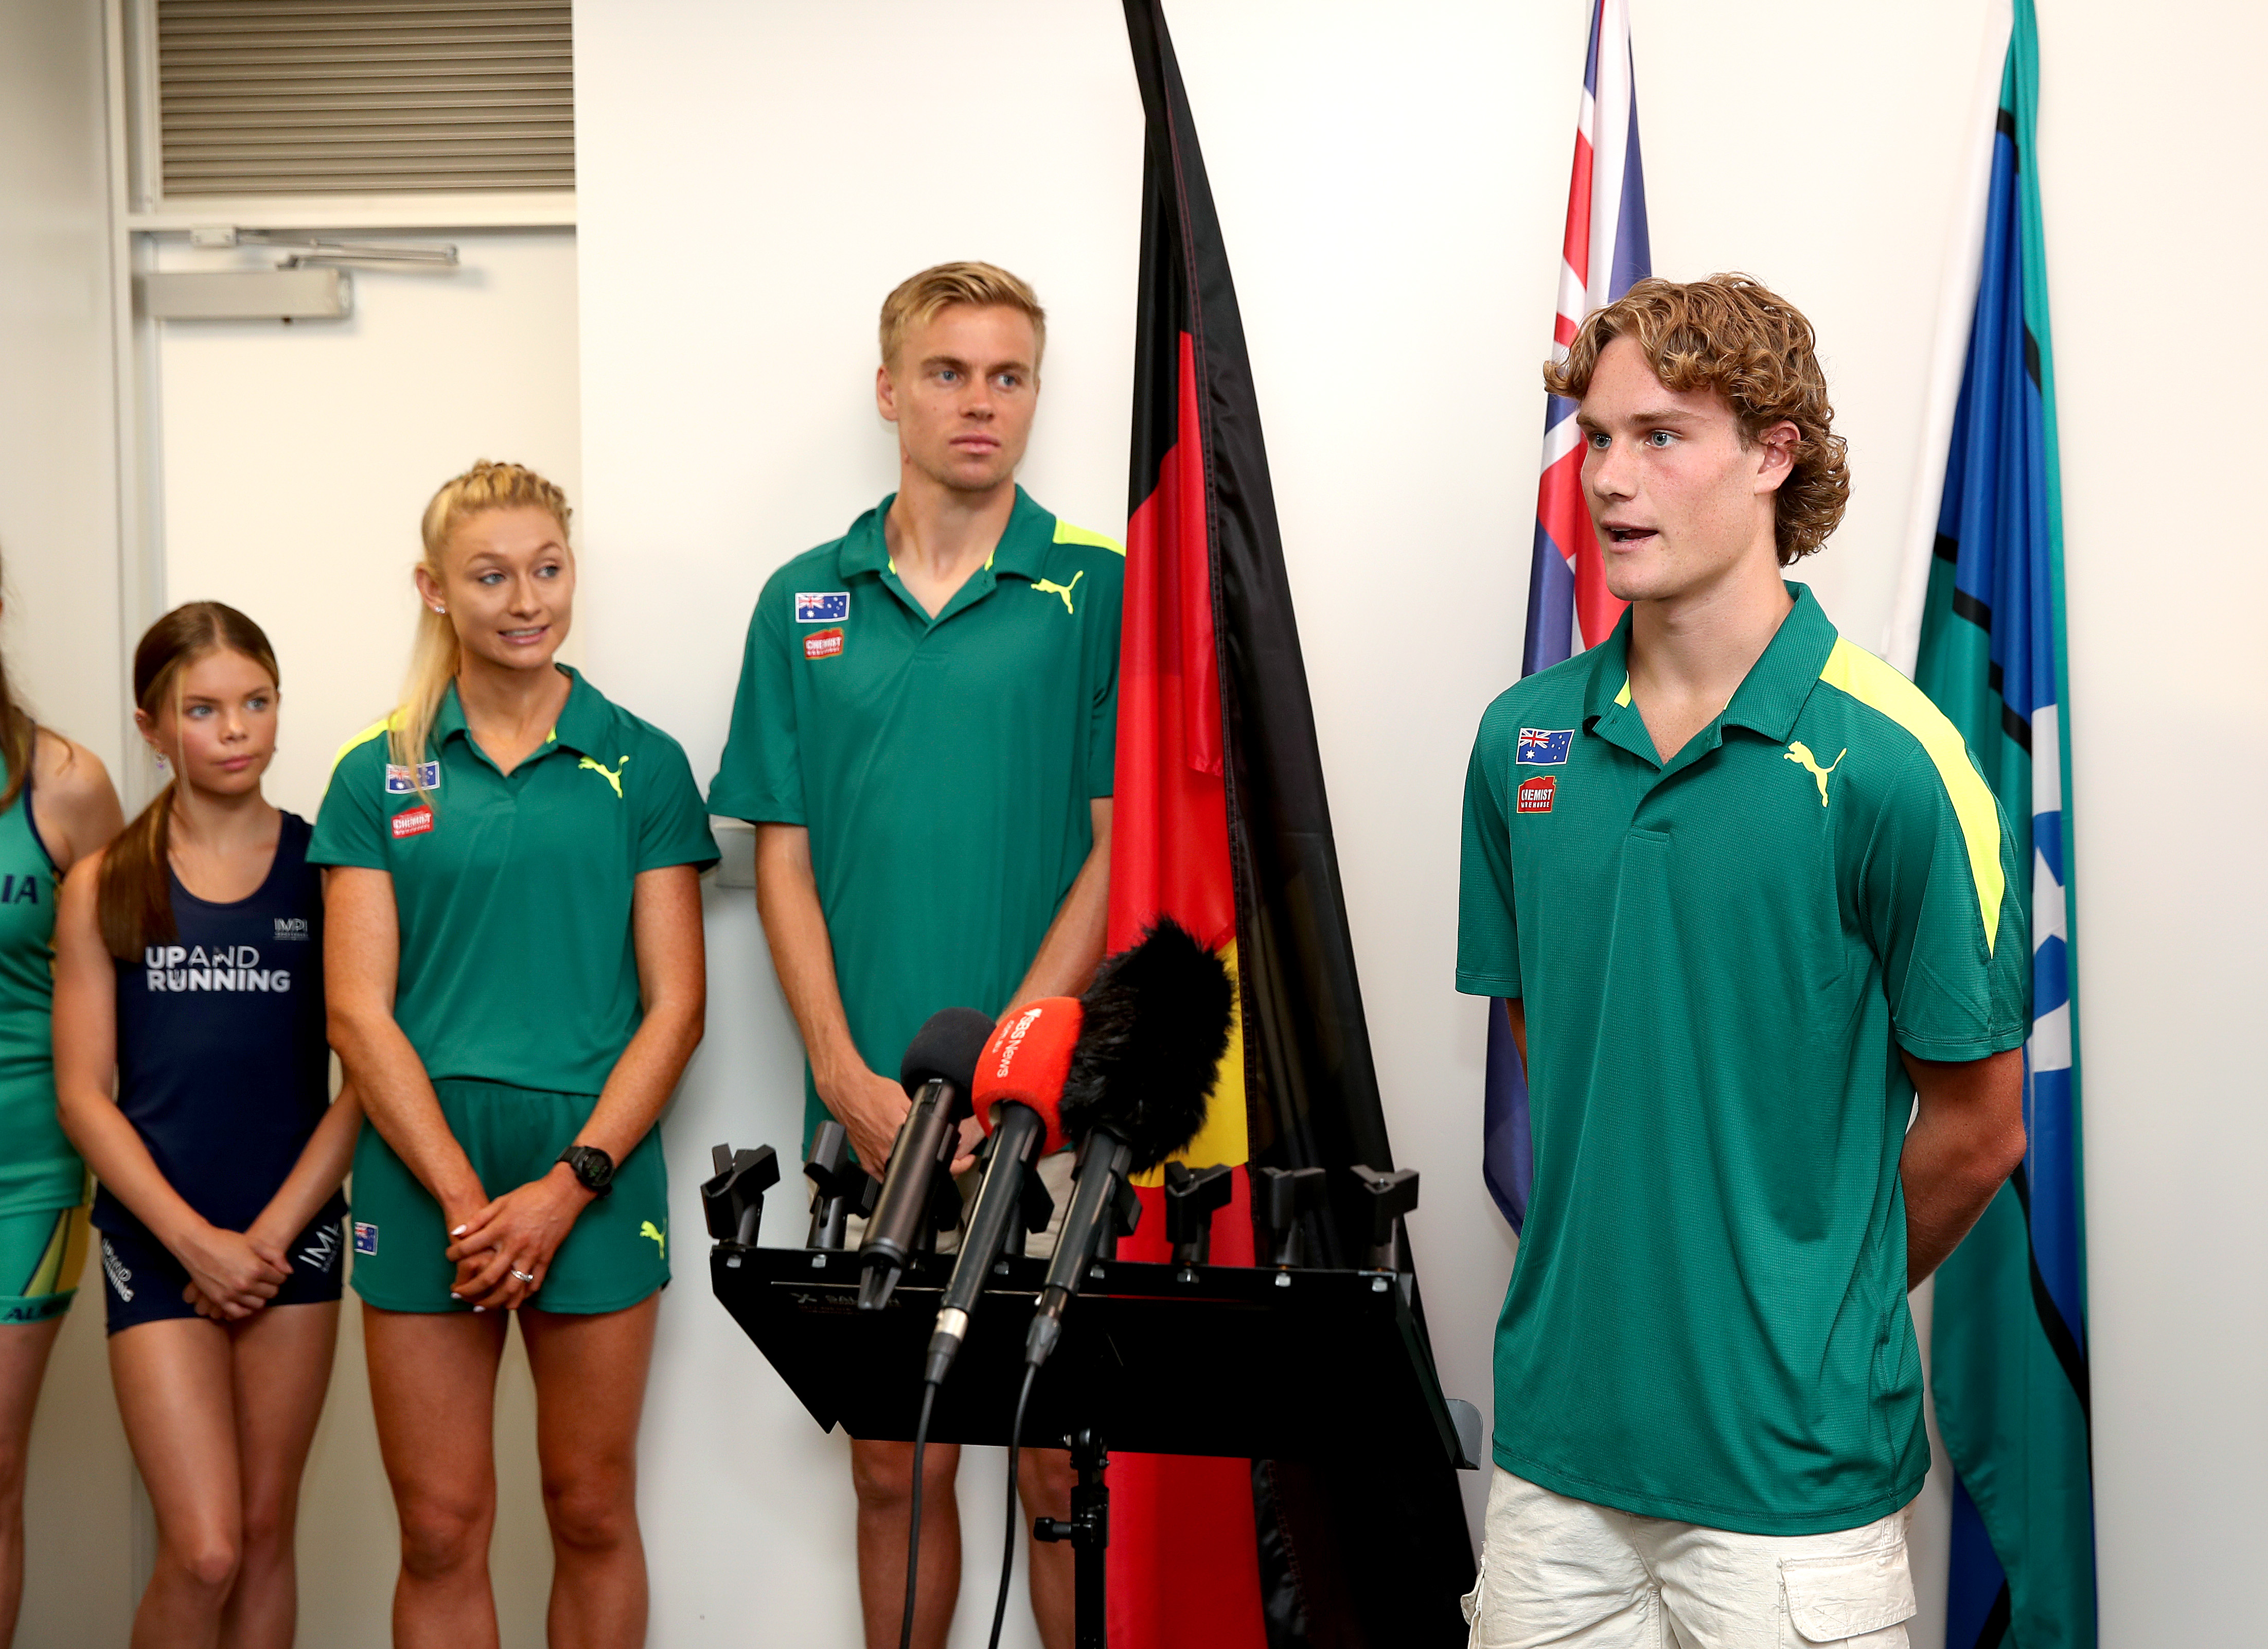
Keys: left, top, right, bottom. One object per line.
{"left": 1485, "top": 0, "right": 1649, "bottom": 1234}
{"left": 1516, "top": 728, "right": 1574, "bottom": 766}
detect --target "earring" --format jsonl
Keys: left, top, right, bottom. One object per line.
{"left": 153, "top": 752, "right": 168, "bottom": 771}
{"left": 433, "top": 604, "right": 448, "bottom": 615}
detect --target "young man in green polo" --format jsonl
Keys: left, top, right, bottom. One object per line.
{"left": 1457, "top": 276, "right": 2030, "bottom": 1648}
{"left": 709, "top": 262, "right": 1117, "bottom": 1649}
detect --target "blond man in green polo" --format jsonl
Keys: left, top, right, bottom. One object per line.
{"left": 710, "top": 263, "right": 1119, "bottom": 1649}
{"left": 1458, "top": 277, "right": 2030, "bottom": 1647}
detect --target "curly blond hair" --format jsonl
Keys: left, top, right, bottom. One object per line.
{"left": 1544, "top": 274, "right": 1849, "bottom": 564}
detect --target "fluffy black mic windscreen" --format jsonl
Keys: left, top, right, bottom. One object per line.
{"left": 1060, "top": 919, "right": 1234, "bottom": 1172}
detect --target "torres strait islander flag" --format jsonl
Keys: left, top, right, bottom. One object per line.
{"left": 1484, "top": 0, "right": 1649, "bottom": 1234}
{"left": 1109, "top": 3, "right": 1472, "bottom": 1643}
{"left": 1892, "top": 4, "right": 2094, "bottom": 1644}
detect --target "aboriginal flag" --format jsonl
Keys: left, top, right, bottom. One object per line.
{"left": 1106, "top": 4, "right": 1473, "bottom": 1643}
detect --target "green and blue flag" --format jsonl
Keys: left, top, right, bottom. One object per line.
{"left": 1907, "top": 4, "right": 2094, "bottom": 1643}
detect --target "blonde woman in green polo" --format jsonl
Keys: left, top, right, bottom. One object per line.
{"left": 315, "top": 462, "right": 716, "bottom": 1648}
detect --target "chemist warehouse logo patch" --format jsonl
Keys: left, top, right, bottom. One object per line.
{"left": 392, "top": 806, "right": 434, "bottom": 839}
{"left": 803, "top": 627, "right": 844, "bottom": 661}
{"left": 1516, "top": 776, "right": 1557, "bottom": 814}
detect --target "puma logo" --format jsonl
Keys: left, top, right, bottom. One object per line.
{"left": 1784, "top": 741, "right": 1847, "bottom": 806}
{"left": 639, "top": 1220, "right": 665, "bottom": 1258}
{"left": 578, "top": 756, "right": 629, "bottom": 798}
{"left": 1033, "top": 570, "right": 1084, "bottom": 615}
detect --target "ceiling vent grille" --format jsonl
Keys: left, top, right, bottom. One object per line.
{"left": 155, "top": 1, "right": 573, "bottom": 197}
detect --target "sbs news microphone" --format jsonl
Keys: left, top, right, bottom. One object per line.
{"left": 857, "top": 1006, "right": 996, "bottom": 1311}
{"left": 1025, "top": 920, "right": 1233, "bottom": 1371}
{"left": 921, "top": 997, "right": 1080, "bottom": 1387}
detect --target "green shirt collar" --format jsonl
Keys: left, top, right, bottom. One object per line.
{"left": 432, "top": 665, "right": 609, "bottom": 761}
{"left": 1582, "top": 581, "right": 1837, "bottom": 744}
{"left": 835, "top": 485, "right": 1054, "bottom": 583}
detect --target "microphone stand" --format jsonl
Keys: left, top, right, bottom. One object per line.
{"left": 1030, "top": 1427, "right": 1111, "bottom": 1649}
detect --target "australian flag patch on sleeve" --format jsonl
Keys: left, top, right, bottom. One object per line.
{"left": 1517, "top": 728, "right": 1575, "bottom": 765}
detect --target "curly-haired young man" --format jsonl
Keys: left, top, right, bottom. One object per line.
{"left": 1456, "top": 276, "right": 2029, "bottom": 1648}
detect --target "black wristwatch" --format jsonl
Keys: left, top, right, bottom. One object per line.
{"left": 558, "top": 1144, "right": 616, "bottom": 1198}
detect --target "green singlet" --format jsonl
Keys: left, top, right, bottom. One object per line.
{"left": 0, "top": 747, "right": 81, "bottom": 1221}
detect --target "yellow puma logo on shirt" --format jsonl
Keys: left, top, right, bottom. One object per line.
{"left": 578, "top": 755, "right": 629, "bottom": 798}
{"left": 639, "top": 1220, "right": 665, "bottom": 1258}
{"left": 1783, "top": 741, "right": 1847, "bottom": 806}
{"left": 1033, "top": 570, "right": 1084, "bottom": 615}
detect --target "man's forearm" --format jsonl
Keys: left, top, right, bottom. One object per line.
{"left": 752, "top": 823, "right": 863, "bottom": 1084}
{"left": 1900, "top": 1046, "right": 2026, "bottom": 1287}
{"left": 1005, "top": 799, "right": 1112, "bottom": 1010}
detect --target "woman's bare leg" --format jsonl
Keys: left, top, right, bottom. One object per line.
{"left": 110, "top": 1317, "right": 243, "bottom": 1649}
{"left": 219, "top": 1302, "right": 338, "bottom": 1649}
{"left": 0, "top": 1318, "right": 64, "bottom": 1649}
{"left": 364, "top": 1304, "right": 508, "bottom": 1649}
{"left": 519, "top": 1295, "right": 657, "bottom": 1649}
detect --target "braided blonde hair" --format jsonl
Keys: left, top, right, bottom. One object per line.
{"left": 393, "top": 460, "right": 573, "bottom": 772}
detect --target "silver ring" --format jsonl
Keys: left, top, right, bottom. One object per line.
{"left": 509, "top": 1268, "right": 536, "bottom": 1283}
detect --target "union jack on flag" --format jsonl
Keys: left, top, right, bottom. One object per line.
{"left": 1486, "top": 0, "right": 1652, "bottom": 1233}
{"left": 1516, "top": 727, "right": 1575, "bottom": 765}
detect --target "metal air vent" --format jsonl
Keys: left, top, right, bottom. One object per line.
{"left": 155, "top": 0, "right": 573, "bottom": 197}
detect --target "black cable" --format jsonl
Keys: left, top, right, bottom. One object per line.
{"left": 987, "top": 1361, "right": 1042, "bottom": 1649}
{"left": 899, "top": 1380, "right": 940, "bottom": 1649}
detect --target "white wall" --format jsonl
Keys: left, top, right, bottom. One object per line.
{"left": 0, "top": 3, "right": 138, "bottom": 1644}
{"left": 576, "top": 4, "right": 2268, "bottom": 1648}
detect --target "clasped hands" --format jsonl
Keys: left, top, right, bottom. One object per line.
{"left": 442, "top": 1163, "right": 597, "bottom": 1312}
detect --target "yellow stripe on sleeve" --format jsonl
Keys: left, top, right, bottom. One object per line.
{"left": 1053, "top": 519, "right": 1126, "bottom": 555}
{"left": 327, "top": 716, "right": 395, "bottom": 779}
{"left": 1817, "top": 638, "right": 2007, "bottom": 954}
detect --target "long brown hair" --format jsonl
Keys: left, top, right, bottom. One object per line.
{"left": 97, "top": 603, "right": 280, "bottom": 962}
{"left": 0, "top": 549, "right": 35, "bottom": 816}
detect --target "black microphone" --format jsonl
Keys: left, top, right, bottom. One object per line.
{"left": 921, "top": 998, "right": 1079, "bottom": 1387}
{"left": 1025, "top": 921, "right": 1233, "bottom": 1370}
{"left": 857, "top": 1007, "right": 996, "bottom": 1311}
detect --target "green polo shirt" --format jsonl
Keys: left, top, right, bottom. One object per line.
{"left": 1457, "top": 583, "right": 2027, "bottom": 1535}
{"left": 708, "top": 487, "right": 1123, "bottom": 1152}
{"left": 310, "top": 668, "right": 719, "bottom": 1096}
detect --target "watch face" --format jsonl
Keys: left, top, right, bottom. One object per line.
{"left": 569, "top": 1147, "right": 613, "bottom": 1187}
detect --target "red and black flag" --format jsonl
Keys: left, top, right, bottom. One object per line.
{"left": 1107, "top": 3, "right": 1474, "bottom": 1642}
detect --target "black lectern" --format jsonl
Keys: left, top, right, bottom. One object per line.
{"left": 710, "top": 1240, "right": 1481, "bottom": 1643}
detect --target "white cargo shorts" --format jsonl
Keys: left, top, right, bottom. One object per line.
{"left": 1463, "top": 1467, "right": 1917, "bottom": 1649}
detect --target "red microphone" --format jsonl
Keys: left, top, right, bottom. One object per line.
{"left": 928, "top": 997, "right": 1083, "bottom": 1385}
{"left": 972, "top": 996, "right": 1083, "bottom": 1154}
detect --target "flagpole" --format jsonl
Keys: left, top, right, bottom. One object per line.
{"left": 1886, "top": 0, "right": 2015, "bottom": 676}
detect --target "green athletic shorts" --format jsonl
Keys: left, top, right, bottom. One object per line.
{"left": 0, "top": 1202, "right": 89, "bottom": 1325}
{"left": 348, "top": 1079, "right": 668, "bottom": 1315}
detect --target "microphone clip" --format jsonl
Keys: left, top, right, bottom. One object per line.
{"left": 802, "top": 1120, "right": 877, "bottom": 1250}
{"left": 702, "top": 1143, "right": 782, "bottom": 1250}
{"left": 1350, "top": 1164, "right": 1421, "bottom": 1273}
{"left": 1163, "top": 1162, "right": 1234, "bottom": 1271}
{"left": 1256, "top": 1164, "right": 1327, "bottom": 1268}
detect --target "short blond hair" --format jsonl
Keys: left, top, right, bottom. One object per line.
{"left": 1545, "top": 274, "right": 1850, "bottom": 564}
{"left": 879, "top": 261, "right": 1046, "bottom": 374}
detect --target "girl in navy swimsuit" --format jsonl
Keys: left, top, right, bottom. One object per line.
{"left": 54, "top": 604, "right": 360, "bottom": 1648}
